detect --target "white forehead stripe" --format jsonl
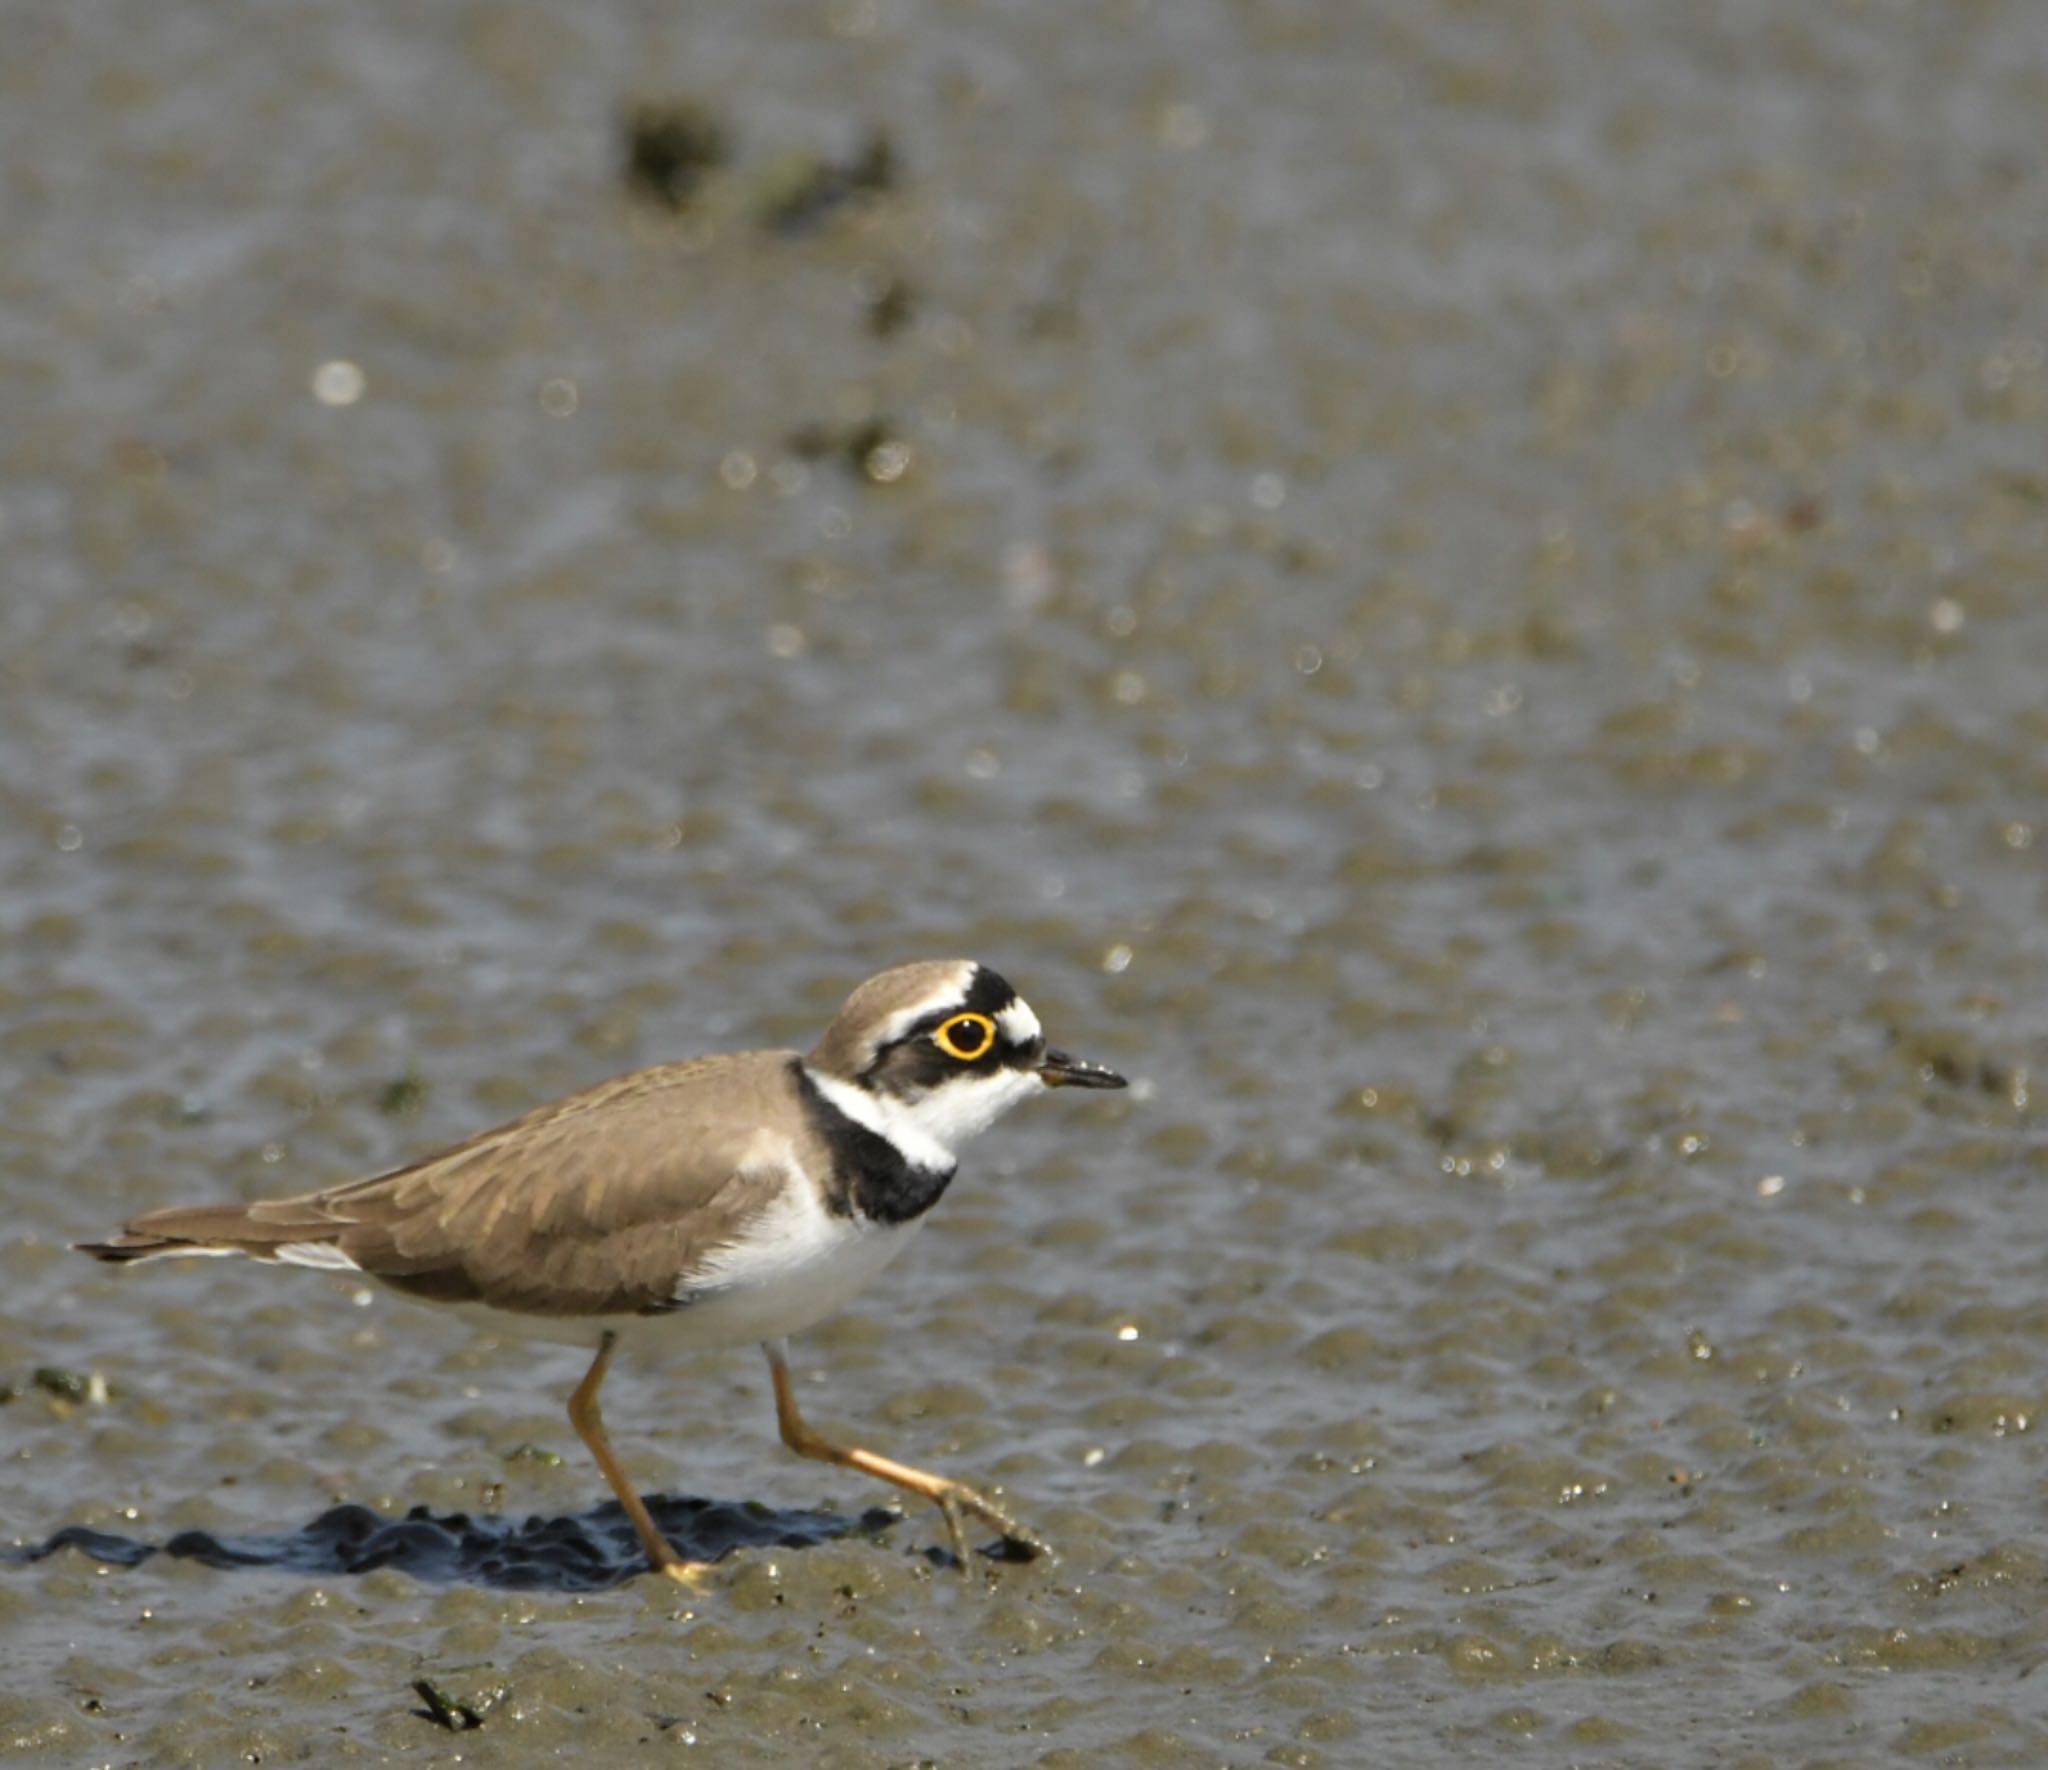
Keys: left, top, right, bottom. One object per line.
{"left": 998, "top": 999, "right": 1042, "bottom": 1045}
{"left": 870, "top": 963, "right": 981, "bottom": 1050}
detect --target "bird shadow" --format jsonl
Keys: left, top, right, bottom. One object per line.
{"left": 5, "top": 1494, "right": 909, "bottom": 1593}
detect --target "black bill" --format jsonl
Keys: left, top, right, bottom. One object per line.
{"left": 1038, "top": 1048, "right": 1127, "bottom": 1090}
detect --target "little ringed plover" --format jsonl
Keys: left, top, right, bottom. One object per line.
{"left": 77, "top": 959, "right": 1125, "bottom": 1582}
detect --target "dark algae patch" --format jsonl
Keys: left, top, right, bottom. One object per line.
{"left": 785, "top": 415, "right": 915, "bottom": 486}
{"left": 1, "top": 1367, "right": 109, "bottom": 1409}
{"left": 30, "top": 1367, "right": 101, "bottom": 1402}
{"left": 12, "top": 1498, "right": 899, "bottom": 1592}
{"left": 753, "top": 128, "right": 897, "bottom": 234}
{"left": 375, "top": 1070, "right": 429, "bottom": 1117}
{"left": 619, "top": 102, "right": 895, "bottom": 233}
{"left": 620, "top": 100, "right": 729, "bottom": 210}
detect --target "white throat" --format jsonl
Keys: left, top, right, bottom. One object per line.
{"left": 807, "top": 1065, "right": 1045, "bottom": 1166}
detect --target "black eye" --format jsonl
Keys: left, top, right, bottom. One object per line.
{"left": 932, "top": 1012, "right": 996, "bottom": 1061}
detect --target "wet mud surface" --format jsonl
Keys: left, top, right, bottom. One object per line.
{"left": 5, "top": 0, "right": 2048, "bottom": 1765}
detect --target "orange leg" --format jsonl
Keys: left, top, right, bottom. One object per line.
{"left": 567, "top": 1332, "right": 709, "bottom": 1586}
{"left": 762, "top": 1339, "right": 1048, "bottom": 1567}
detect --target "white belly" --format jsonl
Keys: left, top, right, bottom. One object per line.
{"left": 437, "top": 1191, "right": 924, "bottom": 1358}
{"left": 635, "top": 1213, "right": 922, "bottom": 1353}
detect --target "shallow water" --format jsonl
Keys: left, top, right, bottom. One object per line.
{"left": 5, "top": 1, "right": 2048, "bottom": 1764}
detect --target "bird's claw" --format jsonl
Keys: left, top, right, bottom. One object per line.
{"left": 933, "top": 1481, "right": 1051, "bottom": 1566}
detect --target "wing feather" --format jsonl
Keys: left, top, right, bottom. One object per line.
{"left": 84, "top": 1051, "right": 810, "bottom": 1318}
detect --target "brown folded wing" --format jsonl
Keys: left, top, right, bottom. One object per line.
{"left": 82, "top": 1051, "right": 807, "bottom": 1317}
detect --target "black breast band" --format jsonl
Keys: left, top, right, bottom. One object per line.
{"left": 793, "top": 1060, "right": 956, "bottom": 1225}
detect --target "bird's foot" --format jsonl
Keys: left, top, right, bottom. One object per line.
{"left": 934, "top": 1481, "right": 1051, "bottom": 1567}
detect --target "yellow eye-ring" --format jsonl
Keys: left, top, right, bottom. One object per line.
{"left": 933, "top": 1012, "right": 997, "bottom": 1062}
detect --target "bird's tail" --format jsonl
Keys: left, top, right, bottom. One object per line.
{"left": 76, "top": 1201, "right": 355, "bottom": 1270}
